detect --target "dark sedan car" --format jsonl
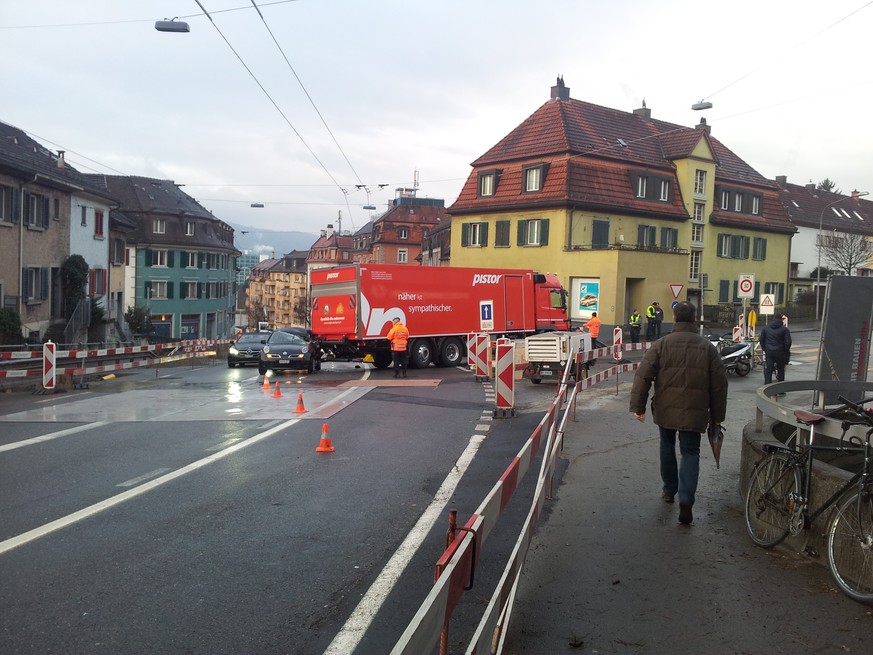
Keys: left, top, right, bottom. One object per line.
{"left": 227, "top": 331, "right": 270, "bottom": 368}
{"left": 258, "top": 328, "right": 319, "bottom": 375}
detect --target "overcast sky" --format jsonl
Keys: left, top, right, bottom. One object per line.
{"left": 3, "top": 0, "right": 872, "bottom": 240}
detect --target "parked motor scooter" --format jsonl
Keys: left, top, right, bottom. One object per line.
{"left": 706, "top": 332, "right": 752, "bottom": 376}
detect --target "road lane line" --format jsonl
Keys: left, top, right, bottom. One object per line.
{"left": 0, "top": 422, "right": 109, "bottom": 454}
{"left": 116, "top": 468, "right": 173, "bottom": 487}
{"left": 0, "top": 418, "right": 300, "bottom": 556}
{"left": 323, "top": 431, "right": 488, "bottom": 655}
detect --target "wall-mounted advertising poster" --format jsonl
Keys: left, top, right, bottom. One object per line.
{"left": 570, "top": 277, "right": 600, "bottom": 320}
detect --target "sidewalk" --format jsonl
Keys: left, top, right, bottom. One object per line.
{"left": 504, "top": 360, "right": 870, "bottom": 654}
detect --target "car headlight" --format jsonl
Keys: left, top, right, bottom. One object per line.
{"left": 263, "top": 345, "right": 271, "bottom": 354}
{"left": 229, "top": 346, "right": 239, "bottom": 355}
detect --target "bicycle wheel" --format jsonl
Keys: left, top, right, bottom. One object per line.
{"left": 826, "top": 488, "right": 873, "bottom": 603}
{"left": 744, "top": 452, "right": 800, "bottom": 548}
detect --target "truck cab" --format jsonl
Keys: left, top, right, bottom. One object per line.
{"left": 534, "top": 273, "right": 570, "bottom": 332}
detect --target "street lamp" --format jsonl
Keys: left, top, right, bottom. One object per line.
{"left": 815, "top": 190, "right": 870, "bottom": 320}
{"left": 155, "top": 18, "right": 190, "bottom": 32}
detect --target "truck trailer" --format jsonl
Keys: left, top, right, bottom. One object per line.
{"left": 310, "top": 263, "right": 569, "bottom": 369}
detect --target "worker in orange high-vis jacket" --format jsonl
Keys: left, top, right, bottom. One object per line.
{"left": 386, "top": 317, "right": 410, "bottom": 378}
{"left": 583, "top": 312, "right": 605, "bottom": 348}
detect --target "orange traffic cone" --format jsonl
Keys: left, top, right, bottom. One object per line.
{"left": 262, "top": 375, "right": 271, "bottom": 389}
{"left": 293, "top": 392, "right": 308, "bottom": 414}
{"left": 315, "top": 423, "right": 336, "bottom": 452}
{"left": 272, "top": 382, "right": 283, "bottom": 398}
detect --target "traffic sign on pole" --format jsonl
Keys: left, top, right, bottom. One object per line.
{"left": 738, "top": 274, "right": 755, "bottom": 298}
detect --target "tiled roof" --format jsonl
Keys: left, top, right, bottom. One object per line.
{"left": 0, "top": 120, "right": 113, "bottom": 199}
{"left": 777, "top": 180, "right": 873, "bottom": 236}
{"left": 452, "top": 93, "right": 790, "bottom": 233}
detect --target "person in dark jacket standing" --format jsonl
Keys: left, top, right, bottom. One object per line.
{"left": 759, "top": 317, "right": 792, "bottom": 385}
{"left": 629, "top": 301, "right": 728, "bottom": 525}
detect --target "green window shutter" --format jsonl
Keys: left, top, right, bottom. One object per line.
{"left": 754, "top": 281, "right": 760, "bottom": 298}
{"left": 41, "top": 200, "right": 49, "bottom": 229}
{"left": 732, "top": 280, "right": 739, "bottom": 302}
{"left": 145, "top": 249, "right": 152, "bottom": 266}
{"left": 717, "top": 234, "right": 725, "bottom": 257}
{"left": 540, "top": 220, "right": 549, "bottom": 245}
{"left": 20, "top": 268, "right": 27, "bottom": 297}
{"left": 719, "top": 279, "right": 729, "bottom": 303}
{"left": 461, "top": 223, "right": 469, "bottom": 246}
{"left": 741, "top": 236, "right": 750, "bottom": 259}
{"left": 495, "top": 220, "right": 510, "bottom": 246}
{"left": 517, "top": 220, "right": 528, "bottom": 246}
{"left": 167, "top": 251, "right": 175, "bottom": 268}
{"left": 761, "top": 239, "right": 767, "bottom": 260}
{"left": 480, "top": 223, "right": 489, "bottom": 247}
{"left": 592, "top": 219, "right": 609, "bottom": 248}
{"left": 167, "top": 282, "right": 174, "bottom": 300}
{"left": 11, "top": 189, "right": 20, "bottom": 224}
{"left": 637, "top": 225, "right": 647, "bottom": 245}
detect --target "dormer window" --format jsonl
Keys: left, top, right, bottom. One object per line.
{"left": 398, "top": 226, "right": 409, "bottom": 240}
{"left": 636, "top": 176, "right": 647, "bottom": 198}
{"left": 630, "top": 171, "right": 671, "bottom": 203}
{"left": 522, "top": 164, "right": 547, "bottom": 193}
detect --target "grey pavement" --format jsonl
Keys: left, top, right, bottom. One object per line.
{"left": 504, "top": 323, "right": 873, "bottom": 654}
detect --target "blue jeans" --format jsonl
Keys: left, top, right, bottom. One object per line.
{"left": 659, "top": 427, "right": 701, "bottom": 506}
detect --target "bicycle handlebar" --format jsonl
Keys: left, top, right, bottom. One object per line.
{"left": 836, "top": 395, "right": 873, "bottom": 426}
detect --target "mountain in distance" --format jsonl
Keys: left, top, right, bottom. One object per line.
{"left": 228, "top": 223, "right": 319, "bottom": 258}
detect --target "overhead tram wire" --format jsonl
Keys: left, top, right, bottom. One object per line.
{"left": 696, "top": 0, "right": 873, "bottom": 105}
{"left": 192, "top": 0, "right": 352, "bottom": 223}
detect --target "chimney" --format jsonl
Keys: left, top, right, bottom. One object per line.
{"left": 805, "top": 182, "right": 816, "bottom": 190}
{"left": 325, "top": 223, "right": 335, "bottom": 238}
{"left": 775, "top": 175, "right": 787, "bottom": 187}
{"left": 695, "top": 118, "right": 711, "bottom": 135}
{"left": 633, "top": 98, "right": 651, "bottom": 122}
{"left": 57, "top": 150, "right": 65, "bottom": 169}
{"left": 550, "top": 75, "right": 570, "bottom": 101}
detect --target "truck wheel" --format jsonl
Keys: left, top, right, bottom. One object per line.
{"left": 438, "top": 337, "right": 464, "bottom": 367}
{"left": 409, "top": 339, "right": 434, "bottom": 369}
{"left": 372, "top": 351, "right": 392, "bottom": 369}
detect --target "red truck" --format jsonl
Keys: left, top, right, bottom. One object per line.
{"left": 310, "top": 263, "right": 569, "bottom": 368}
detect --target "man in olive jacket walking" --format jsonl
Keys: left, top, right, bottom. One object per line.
{"left": 629, "top": 301, "right": 728, "bottom": 525}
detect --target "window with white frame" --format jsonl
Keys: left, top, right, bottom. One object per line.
{"left": 397, "top": 248, "right": 408, "bottom": 263}
{"left": 734, "top": 193, "right": 744, "bottom": 212}
{"left": 523, "top": 165, "right": 544, "bottom": 193}
{"left": 186, "top": 251, "right": 197, "bottom": 268}
{"left": 659, "top": 179, "right": 670, "bottom": 201}
{"left": 517, "top": 219, "right": 549, "bottom": 246}
{"left": 694, "top": 170, "right": 707, "bottom": 196}
{"left": 751, "top": 196, "right": 760, "bottom": 215}
{"left": 479, "top": 172, "right": 495, "bottom": 197}
{"left": 398, "top": 227, "right": 409, "bottom": 240}
{"left": 689, "top": 250, "right": 701, "bottom": 281}
{"left": 752, "top": 237, "right": 767, "bottom": 260}
{"left": 89, "top": 268, "right": 107, "bottom": 297}
{"left": 720, "top": 190, "right": 730, "bottom": 210}
{"left": 636, "top": 176, "right": 648, "bottom": 198}
{"left": 81, "top": 206, "right": 88, "bottom": 226}
{"left": 153, "top": 218, "right": 166, "bottom": 234}
{"left": 24, "top": 192, "right": 49, "bottom": 228}
{"left": 153, "top": 249, "right": 168, "bottom": 267}
{"left": 185, "top": 221, "right": 195, "bottom": 236}
{"left": 151, "top": 280, "right": 168, "bottom": 299}
{"left": 660, "top": 227, "right": 679, "bottom": 249}
{"left": 461, "top": 221, "right": 488, "bottom": 247}
{"left": 0, "top": 184, "right": 13, "bottom": 223}
{"left": 208, "top": 282, "right": 217, "bottom": 299}
{"left": 184, "top": 282, "right": 198, "bottom": 299}
{"left": 22, "top": 266, "right": 48, "bottom": 301}
{"left": 637, "top": 224, "right": 657, "bottom": 247}
{"left": 691, "top": 223, "right": 704, "bottom": 243}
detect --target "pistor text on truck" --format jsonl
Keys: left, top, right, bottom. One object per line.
{"left": 309, "top": 263, "right": 570, "bottom": 369}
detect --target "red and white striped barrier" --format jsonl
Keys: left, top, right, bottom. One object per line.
{"left": 391, "top": 398, "right": 562, "bottom": 654}
{"left": 466, "top": 332, "right": 476, "bottom": 369}
{"left": 42, "top": 342, "right": 56, "bottom": 390}
{"left": 473, "top": 333, "right": 490, "bottom": 381}
{"left": 493, "top": 341, "right": 515, "bottom": 417}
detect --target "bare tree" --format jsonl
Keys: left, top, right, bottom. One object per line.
{"left": 292, "top": 295, "right": 310, "bottom": 328}
{"left": 246, "top": 297, "right": 268, "bottom": 328}
{"left": 820, "top": 231, "right": 872, "bottom": 275}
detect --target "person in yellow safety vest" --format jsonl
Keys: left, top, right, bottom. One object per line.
{"left": 583, "top": 312, "right": 604, "bottom": 348}
{"left": 386, "top": 317, "right": 410, "bottom": 378}
{"left": 629, "top": 308, "right": 642, "bottom": 343}
{"left": 646, "top": 302, "right": 658, "bottom": 340}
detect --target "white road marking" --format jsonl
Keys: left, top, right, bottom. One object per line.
{"left": 0, "top": 418, "right": 300, "bottom": 556}
{"left": 323, "top": 432, "right": 488, "bottom": 655}
{"left": 0, "top": 422, "right": 109, "bottom": 454}
{"left": 116, "top": 468, "right": 172, "bottom": 487}
{"left": 205, "top": 438, "right": 242, "bottom": 452}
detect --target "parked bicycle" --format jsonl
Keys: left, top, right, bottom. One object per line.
{"left": 744, "top": 395, "right": 873, "bottom": 602}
